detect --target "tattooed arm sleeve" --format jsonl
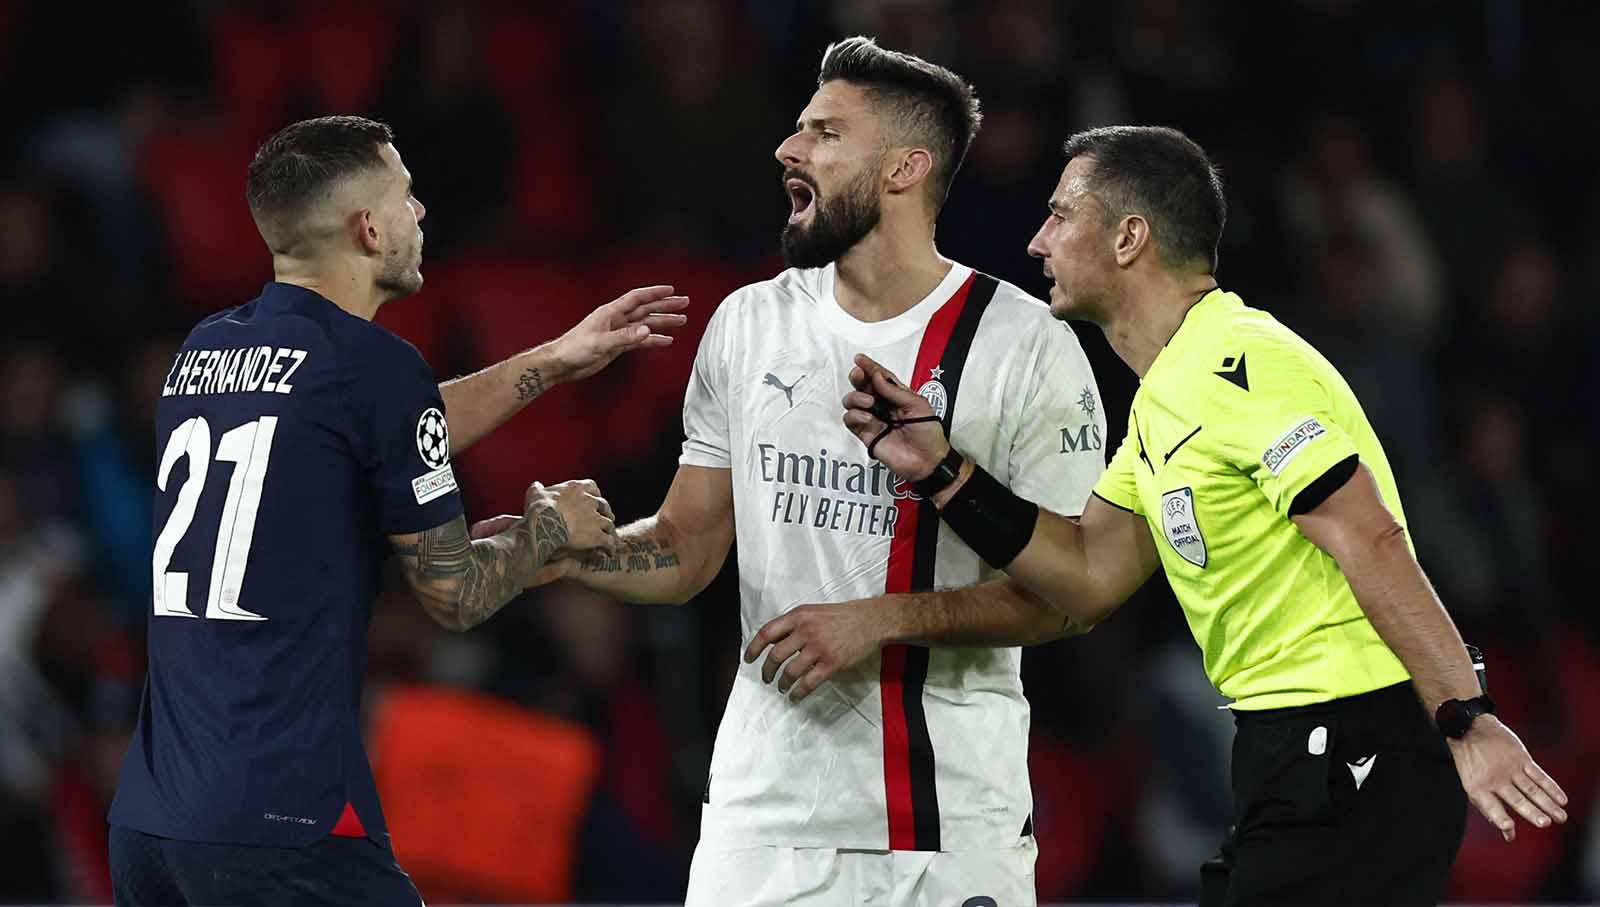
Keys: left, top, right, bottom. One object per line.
{"left": 388, "top": 509, "right": 568, "bottom": 631}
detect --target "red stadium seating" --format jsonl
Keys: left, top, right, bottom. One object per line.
{"left": 423, "top": 257, "right": 610, "bottom": 512}
{"left": 137, "top": 123, "right": 268, "bottom": 309}
{"left": 593, "top": 246, "right": 755, "bottom": 451}
{"left": 481, "top": 12, "right": 597, "bottom": 241}
{"left": 208, "top": 11, "right": 292, "bottom": 140}
{"left": 298, "top": 12, "right": 397, "bottom": 114}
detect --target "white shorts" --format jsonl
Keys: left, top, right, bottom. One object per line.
{"left": 685, "top": 838, "right": 1037, "bottom": 907}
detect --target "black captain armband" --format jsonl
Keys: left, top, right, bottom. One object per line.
{"left": 937, "top": 462, "right": 1039, "bottom": 568}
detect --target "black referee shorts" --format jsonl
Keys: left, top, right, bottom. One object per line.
{"left": 1199, "top": 681, "right": 1467, "bottom": 907}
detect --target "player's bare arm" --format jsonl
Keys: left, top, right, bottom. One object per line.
{"left": 745, "top": 579, "right": 1083, "bottom": 701}
{"left": 545, "top": 464, "right": 735, "bottom": 605}
{"left": 441, "top": 285, "right": 689, "bottom": 453}
{"left": 1291, "top": 464, "right": 1569, "bottom": 841}
{"left": 390, "top": 479, "right": 618, "bottom": 630}
{"left": 841, "top": 353, "right": 1159, "bottom": 626}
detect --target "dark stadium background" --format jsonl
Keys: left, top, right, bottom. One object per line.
{"left": 3, "top": 1, "right": 1599, "bottom": 903}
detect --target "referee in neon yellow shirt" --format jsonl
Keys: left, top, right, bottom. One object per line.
{"left": 838, "top": 126, "right": 1567, "bottom": 905}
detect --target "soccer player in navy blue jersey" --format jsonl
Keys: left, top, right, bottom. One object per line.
{"left": 106, "top": 115, "right": 689, "bottom": 906}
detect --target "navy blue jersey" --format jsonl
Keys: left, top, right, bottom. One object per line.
{"left": 109, "top": 282, "right": 463, "bottom": 846}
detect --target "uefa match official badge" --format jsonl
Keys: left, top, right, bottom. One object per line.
{"left": 917, "top": 365, "right": 948, "bottom": 419}
{"left": 1160, "top": 486, "right": 1207, "bottom": 568}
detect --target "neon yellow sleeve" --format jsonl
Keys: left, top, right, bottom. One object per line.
{"left": 1092, "top": 414, "right": 1143, "bottom": 514}
{"left": 1217, "top": 336, "right": 1361, "bottom": 517}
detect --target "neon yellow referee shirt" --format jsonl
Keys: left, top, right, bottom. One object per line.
{"left": 1093, "top": 289, "right": 1411, "bottom": 710}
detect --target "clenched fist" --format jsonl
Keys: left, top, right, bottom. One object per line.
{"left": 524, "top": 479, "right": 618, "bottom": 558}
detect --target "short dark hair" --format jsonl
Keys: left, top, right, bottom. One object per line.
{"left": 818, "top": 36, "right": 982, "bottom": 210}
{"left": 1061, "top": 126, "right": 1226, "bottom": 272}
{"left": 245, "top": 115, "right": 394, "bottom": 244}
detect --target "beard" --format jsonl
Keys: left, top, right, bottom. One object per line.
{"left": 375, "top": 237, "right": 424, "bottom": 301}
{"left": 781, "top": 168, "right": 882, "bottom": 269}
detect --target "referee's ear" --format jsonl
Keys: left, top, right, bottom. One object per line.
{"left": 1113, "top": 213, "right": 1153, "bottom": 268}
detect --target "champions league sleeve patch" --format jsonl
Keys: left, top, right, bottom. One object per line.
{"left": 412, "top": 407, "right": 457, "bottom": 504}
{"left": 1262, "top": 416, "right": 1326, "bottom": 475}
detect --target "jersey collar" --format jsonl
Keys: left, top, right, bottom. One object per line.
{"left": 814, "top": 261, "right": 974, "bottom": 345}
{"left": 1144, "top": 286, "right": 1228, "bottom": 384}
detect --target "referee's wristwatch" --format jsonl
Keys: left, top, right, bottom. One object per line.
{"left": 1435, "top": 694, "right": 1496, "bottom": 739}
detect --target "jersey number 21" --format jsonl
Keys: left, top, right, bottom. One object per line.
{"left": 150, "top": 416, "right": 277, "bottom": 621}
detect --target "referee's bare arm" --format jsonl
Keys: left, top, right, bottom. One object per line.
{"left": 841, "top": 355, "right": 1159, "bottom": 630}
{"left": 846, "top": 353, "right": 1568, "bottom": 844}
{"left": 1291, "top": 463, "right": 1568, "bottom": 841}
{"left": 538, "top": 465, "right": 735, "bottom": 605}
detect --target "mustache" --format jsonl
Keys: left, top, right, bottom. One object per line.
{"left": 783, "top": 168, "right": 820, "bottom": 195}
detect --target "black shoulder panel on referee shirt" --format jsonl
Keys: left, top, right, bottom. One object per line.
{"left": 1289, "top": 454, "right": 1359, "bottom": 516}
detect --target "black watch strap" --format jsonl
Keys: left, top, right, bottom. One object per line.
{"left": 912, "top": 448, "right": 966, "bottom": 498}
{"left": 1436, "top": 694, "right": 1496, "bottom": 739}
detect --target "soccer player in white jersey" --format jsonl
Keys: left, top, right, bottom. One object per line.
{"left": 536, "top": 37, "right": 1104, "bottom": 906}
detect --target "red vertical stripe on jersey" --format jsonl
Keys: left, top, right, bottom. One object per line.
{"left": 880, "top": 271, "right": 976, "bottom": 850}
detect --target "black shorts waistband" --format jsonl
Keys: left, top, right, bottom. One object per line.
{"left": 1231, "top": 680, "right": 1420, "bottom": 727}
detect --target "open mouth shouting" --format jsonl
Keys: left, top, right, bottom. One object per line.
{"left": 785, "top": 174, "right": 818, "bottom": 225}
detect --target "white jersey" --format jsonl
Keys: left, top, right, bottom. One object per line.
{"left": 681, "top": 261, "right": 1105, "bottom": 852}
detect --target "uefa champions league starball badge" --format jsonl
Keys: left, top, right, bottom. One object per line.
{"left": 416, "top": 407, "right": 451, "bottom": 469}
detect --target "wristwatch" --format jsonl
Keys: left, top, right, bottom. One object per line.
{"left": 912, "top": 448, "right": 966, "bottom": 498}
{"left": 1435, "top": 694, "right": 1496, "bottom": 739}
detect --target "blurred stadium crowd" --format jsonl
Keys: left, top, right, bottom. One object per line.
{"left": 3, "top": 0, "right": 1600, "bottom": 903}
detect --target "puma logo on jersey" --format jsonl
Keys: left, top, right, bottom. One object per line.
{"left": 763, "top": 372, "right": 803, "bottom": 407}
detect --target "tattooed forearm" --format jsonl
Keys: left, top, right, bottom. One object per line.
{"left": 394, "top": 517, "right": 541, "bottom": 631}
{"left": 532, "top": 504, "right": 569, "bottom": 566}
{"left": 392, "top": 519, "right": 471, "bottom": 580}
{"left": 579, "top": 535, "right": 680, "bottom": 574}
{"left": 514, "top": 366, "right": 546, "bottom": 402}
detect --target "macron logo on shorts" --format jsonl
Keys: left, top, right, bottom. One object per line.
{"left": 1262, "top": 417, "right": 1326, "bottom": 475}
